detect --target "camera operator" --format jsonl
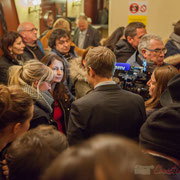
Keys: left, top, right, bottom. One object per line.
{"left": 115, "top": 34, "right": 167, "bottom": 100}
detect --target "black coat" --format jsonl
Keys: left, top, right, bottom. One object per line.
{"left": 67, "top": 84, "right": 146, "bottom": 145}
{"left": 30, "top": 100, "right": 57, "bottom": 129}
{"left": 0, "top": 55, "right": 20, "bottom": 85}
{"left": 114, "top": 39, "right": 136, "bottom": 63}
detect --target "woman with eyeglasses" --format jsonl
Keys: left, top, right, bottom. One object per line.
{"left": 0, "top": 31, "right": 26, "bottom": 85}
{"left": 8, "top": 59, "right": 57, "bottom": 129}
{"left": 41, "top": 53, "right": 74, "bottom": 134}
{"left": 145, "top": 65, "right": 179, "bottom": 117}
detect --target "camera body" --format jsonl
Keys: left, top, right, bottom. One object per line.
{"left": 114, "top": 63, "right": 152, "bottom": 100}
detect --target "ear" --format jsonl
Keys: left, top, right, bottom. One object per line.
{"left": 12, "top": 123, "right": 21, "bottom": 135}
{"left": 33, "top": 80, "right": 39, "bottom": 88}
{"left": 20, "top": 31, "right": 26, "bottom": 38}
{"left": 88, "top": 67, "right": 95, "bottom": 77}
{"left": 127, "top": 36, "right": 133, "bottom": 44}
{"left": 8, "top": 46, "right": 12, "bottom": 52}
{"left": 141, "top": 49, "right": 148, "bottom": 58}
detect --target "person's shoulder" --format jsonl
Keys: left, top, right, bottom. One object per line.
{"left": 120, "top": 89, "right": 144, "bottom": 101}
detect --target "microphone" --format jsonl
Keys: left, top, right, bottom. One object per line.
{"left": 115, "top": 63, "right": 131, "bottom": 71}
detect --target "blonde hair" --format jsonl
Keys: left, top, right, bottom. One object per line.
{"left": 8, "top": 59, "right": 54, "bottom": 92}
{"left": 53, "top": 18, "right": 70, "bottom": 32}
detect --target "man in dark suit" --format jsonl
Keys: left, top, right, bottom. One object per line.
{"left": 67, "top": 46, "right": 146, "bottom": 145}
{"left": 73, "top": 15, "right": 101, "bottom": 49}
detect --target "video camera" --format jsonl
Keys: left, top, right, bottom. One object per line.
{"left": 114, "top": 62, "right": 153, "bottom": 100}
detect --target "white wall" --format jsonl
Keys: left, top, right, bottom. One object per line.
{"left": 109, "top": 0, "right": 180, "bottom": 40}
{"left": 14, "top": 0, "right": 40, "bottom": 36}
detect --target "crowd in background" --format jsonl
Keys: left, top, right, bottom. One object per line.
{"left": 0, "top": 14, "right": 180, "bottom": 180}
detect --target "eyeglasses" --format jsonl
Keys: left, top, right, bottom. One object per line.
{"left": 145, "top": 48, "right": 167, "bottom": 54}
{"left": 23, "top": 28, "right": 38, "bottom": 32}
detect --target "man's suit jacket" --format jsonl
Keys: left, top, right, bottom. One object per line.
{"left": 73, "top": 25, "right": 101, "bottom": 49}
{"left": 67, "top": 84, "right": 146, "bottom": 145}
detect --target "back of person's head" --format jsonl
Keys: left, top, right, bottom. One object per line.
{"left": 8, "top": 59, "right": 54, "bottom": 89}
{"left": 48, "top": 28, "right": 70, "bottom": 49}
{"left": 0, "top": 31, "right": 22, "bottom": 56}
{"left": 85, "top": 46, "right": 116, "bottom": 78}
{"left": 173, "top": 20, "right": 180, "bottom": 36}
{"left": 53, "top": 18, "right": 71, "bottom": 32}
{"left": 125, "top": 22, "right": 145, "bottom": 39}
{"left": 42, "top": 134, "right": 164, "bottom": 180}
{"left": 140, "top": 104, "right": 180, "bottom": 161}
{"left": 103, "top": 26, "right": 125, "bottom": 50}
{"left": 7, "top": 125, "right": 68, "bottom": 180}
{"left": 145, "top": 65, "right": 179, "bottom": 109}
{"left": 138, "top": 34, "right": 162, "bottom": 53}
{"left": 0, "top": 84, "right": 33, "bottom": 132}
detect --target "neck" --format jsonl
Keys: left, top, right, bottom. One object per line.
{"left": 26, "top": 41, "right": 36, "bottom": 47}
{"left": 93, "top": 77, "right": 113, "bottom": 88}
{"left": 51, "top": 83, "right": 56, "bottom": 92}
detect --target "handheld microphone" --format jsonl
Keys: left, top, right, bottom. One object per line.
{"left": 115, "top": 63, "right": 131, "bottom": 71}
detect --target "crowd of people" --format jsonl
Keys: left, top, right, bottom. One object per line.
{"left": 0, "top": 14, "right": 180, "bottom": 180}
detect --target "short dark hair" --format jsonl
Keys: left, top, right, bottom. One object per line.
{"left": 7, "top": 125, "right": 68, "bottom": 180}
{"left": 0, "top": 31, "right": 22, "bottom": 56}
{"left": 48, "top": 29, "right": 70, "bottom": 48}
{"left": 174, "top": 20, "right": 180, "bottom": 36}
{"left": 85, "top": 46, "right": 116, "bottom": 78}
{"left": 125, "top": 22, "right": 145, "bottom": 39}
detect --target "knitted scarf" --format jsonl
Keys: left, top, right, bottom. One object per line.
{"left": 21, "top": 84, "right": 53, "bottom": 113}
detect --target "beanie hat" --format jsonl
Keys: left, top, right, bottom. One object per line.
{"left": 160, "top": 74, "right": 180, "bottom": 106}
{"left": 140, "top": 104, "right": 180, "bottom": 160}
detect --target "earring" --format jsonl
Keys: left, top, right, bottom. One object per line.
{"left": 10, "top": 50, "right": 13, "bottom": 55}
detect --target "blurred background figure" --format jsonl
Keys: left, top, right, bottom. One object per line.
{"left": 165, "top": 20, "right": 180, "bottom": 58}
{"left": 101, "top": 26, "right": 125, "bottom": 51}
{"left": 7, "top": 125, "right": 68, "bottom": 180}
{"left": 145, "top": 65, "right": 179, "bottom": 117}
{"left": 0, "top": 31, "right": 25, "bottom": 85}
{"left": 42, "top": 135, "right": 165, "bottom": 180}
{"left": 8, "top": 60, "right": 57, "bottom": 129}
{"left": 73, "top": 15, "right": 101, "bottom": 49}
{"left": 40, "top": 17, "right": 84, "bottom": 56}
{"left": 42, "top": 53, "right": 74, "bottom": 134}
{"left": 69, "top": 47, "right": 92, "bottom": 99}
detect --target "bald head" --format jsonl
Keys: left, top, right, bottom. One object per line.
{"left": 17, "top": 22, "right": 38, "bottom": 45}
